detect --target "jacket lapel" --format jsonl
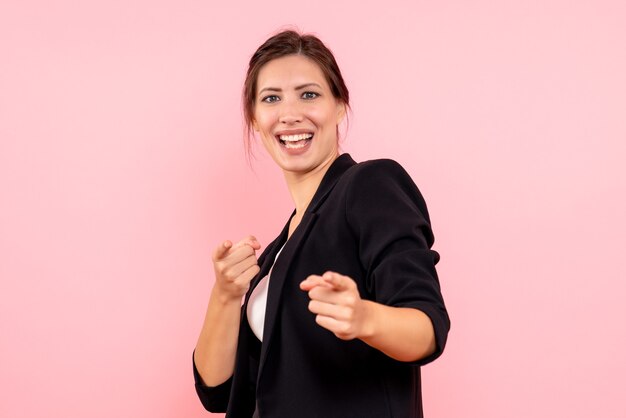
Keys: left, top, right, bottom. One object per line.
{"left": 257, "top": 153, "right": 357, "bottom": 377}
{"left": 243, "top": 218, "right": 292, "bottom": 308}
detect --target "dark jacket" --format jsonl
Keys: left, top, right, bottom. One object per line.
{"left": 194, "top": 154, "right": 450, "bottom": 417}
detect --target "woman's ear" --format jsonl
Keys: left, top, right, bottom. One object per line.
{"left": 336, "top": 102, "right": 347, "bottom": 125}
{"left": 252, "top": 119, "right": 259, "bottom": 132}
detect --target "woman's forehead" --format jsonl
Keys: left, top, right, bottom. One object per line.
{"left": 256, "top": 55, "right": 329, "bottom": 91}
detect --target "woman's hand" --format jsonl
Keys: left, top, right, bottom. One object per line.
{"left": 212, "top": 236, "right": 261, "bottom": 302}
{"left": 300, "top": 271, "right": 437, "bottom": 362}
{"left": 300, "top": 272, "right": 373, "bottom": 340}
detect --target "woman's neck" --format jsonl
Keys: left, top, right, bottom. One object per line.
{"left": 283, "top": 154, "right": 339, "bottom": 216}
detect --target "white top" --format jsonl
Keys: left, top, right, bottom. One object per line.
{"left": 246, "top": 245, "right": 284, "bottom": 341}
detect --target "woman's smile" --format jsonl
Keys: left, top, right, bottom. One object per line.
{"left": 278, "top": 132, "right": 313, "bottom": 148}
{"left": 275, "top": 130, "right": 314, "bottom": 154}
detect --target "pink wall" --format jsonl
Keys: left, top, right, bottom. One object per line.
{"left": 1, "top": 1, "right": 625, "bottom": 417}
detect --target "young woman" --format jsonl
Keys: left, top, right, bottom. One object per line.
{"left": 193, "top": 30, "right": 450, "bottom": 418}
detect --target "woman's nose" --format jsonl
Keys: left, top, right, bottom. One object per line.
{"left": 278, "top": 100, "right": 303, "bottom": 124}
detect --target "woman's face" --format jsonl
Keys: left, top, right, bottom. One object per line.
{"left": 253, "top": 54, "right": 346, "bottom": 177}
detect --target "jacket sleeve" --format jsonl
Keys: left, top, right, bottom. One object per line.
{"left": 345, "top": 159, "right": 450, "bottom": 365}
{"left": 192, "top": 350, "right": 232, "bottom": 412}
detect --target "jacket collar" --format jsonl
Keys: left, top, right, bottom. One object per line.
{"left": 250, "top": 153, "right": 357, "bottom": 279}
{"left": 307, "top": 153, "right": 357, "bottom": 213}
{"left": 263, "top": 152, "right": 357, "bottom": 251}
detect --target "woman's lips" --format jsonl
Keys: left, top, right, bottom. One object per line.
{"left": 277, "top": 133, "right": 313, "bottom": 149}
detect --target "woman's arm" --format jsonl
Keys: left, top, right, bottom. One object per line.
{"left": 300, "top": 272, "right": 436, "bottom": 362}
{"left": 194, "top": 237, "right": 260, "bottom": 386}
{"left": 301, "top": 159, "right": 449, "bottom": 363}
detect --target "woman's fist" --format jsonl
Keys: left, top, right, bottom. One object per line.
{"left": 212, "top": 236, "right": 261, "bottom": 301}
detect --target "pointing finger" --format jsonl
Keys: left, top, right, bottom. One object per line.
{"left": 300, "top": 274, "right": 332, "bottom": 291}
{"left": 322, "top": 271, "right": 353, "bottom": 291}
{"left": 246, "top": 236, "right": 262, "bottom": 251}
{"left": 233, "top": 236, "right": 262, "bottom": 251}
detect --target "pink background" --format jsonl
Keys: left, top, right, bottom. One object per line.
{"left": 1, "top": 1, "right": 625, "bottom": 417}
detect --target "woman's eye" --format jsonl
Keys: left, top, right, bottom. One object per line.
{"left": 261, "top": 95, "right": 280, "bottom": 103}
{"left": 302, "top": 92, "right": 319, "bottom": 100}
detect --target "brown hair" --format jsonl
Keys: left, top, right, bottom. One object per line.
{"left": 242, "top": 30, "right": 350, "bottom": 154}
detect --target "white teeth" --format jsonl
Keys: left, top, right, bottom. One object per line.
{"left": 279, "top": 133, "right": 313, "bottom": 142}
{"left": 284, "top": 140, "right": 309, "bottom": 149}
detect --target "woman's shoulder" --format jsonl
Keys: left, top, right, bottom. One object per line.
{"left": 338, "top": 156, "right": 430, "bottom": 220}
{"left": 341, "top": 157, "right": 419, "bottom": 192}
{"left": 350, "top": 157, "right": 408, "bottom": 174}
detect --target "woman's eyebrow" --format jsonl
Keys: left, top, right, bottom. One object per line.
{"left": 294, "top": 83, "right": 322, "bottom": 90}
{"left": 258, "top": 83, "right": 322, "bottom": 95}
{"left": 258, "top": 87, "right": 281, "bottom": 95}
